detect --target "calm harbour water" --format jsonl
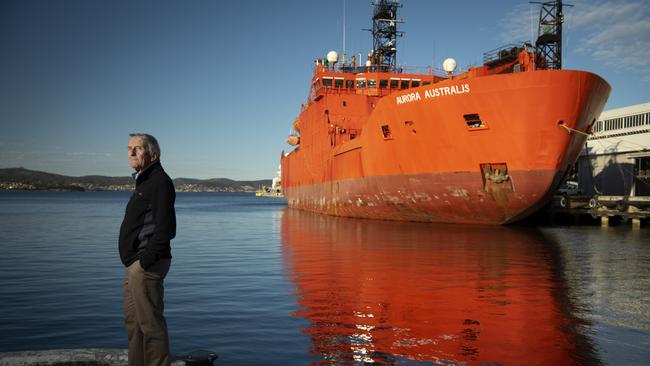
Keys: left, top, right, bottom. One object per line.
{"left": 0, "top": 192, "right": 648, "bottom": 365}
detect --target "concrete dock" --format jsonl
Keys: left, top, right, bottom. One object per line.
{"left": 0, "top": 348, "right": 214, "bottom": 366}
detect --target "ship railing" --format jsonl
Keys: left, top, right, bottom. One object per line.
{"left": 324, "top": 64, "right": 447, "bottom": 77}
{"left": 483, "top": 43, "right": 532, "bottom": 68}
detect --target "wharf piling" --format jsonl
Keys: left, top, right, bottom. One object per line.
{"left": 548, "top": 194, "right": 649, "bottom": 227}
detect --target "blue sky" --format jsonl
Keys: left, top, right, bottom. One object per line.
{"left": 1, "top": 0, "right": 649, "bottom": 180}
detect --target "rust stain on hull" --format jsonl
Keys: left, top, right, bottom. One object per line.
{"left": 285, "top": 170, "right": 558, "bottom": 225}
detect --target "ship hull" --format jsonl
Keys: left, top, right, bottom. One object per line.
{"left": 282, "top": 70, "right": 611, "bottom": 224}
{"left": 284, "top": 169, "right": 561, "bottom": 224}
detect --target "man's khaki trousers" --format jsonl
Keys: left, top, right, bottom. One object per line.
{"left": 123, "top": 259, "right": 171, "bottom": 366}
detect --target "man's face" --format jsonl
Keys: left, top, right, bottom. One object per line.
{"left": 127, "top": 137, "right": 152, "bottom": 172}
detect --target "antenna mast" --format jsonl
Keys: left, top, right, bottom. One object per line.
{"left": 370, "top": 0, "right": 403, "bottom": 70}
{"left": 342, "top": 0, "right": 346, "bottom": 65}
{"left": 533, "top": 0, "right": 572, "bottom": 70}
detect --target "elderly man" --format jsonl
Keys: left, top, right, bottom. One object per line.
{"left": 119, "top": 133, "right": 176, "bottom": 366}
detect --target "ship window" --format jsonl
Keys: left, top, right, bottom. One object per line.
{"left": 368, "top": 79, "right": 377, "bottom": 88}
{"left": 381, "top": 125, "right": 392, "bottom": 139}
{"left": 380, "top": 79, "right": 388, "bottom": 88}
{"left": 463, "top": 113, "right": 487, "bottom": 129}
{"left": 356, "top": 79, "right": 367, "bottom": 88}
{"left": 342, "top": 101, "right": 347, "bottom": 107}
{"left": 400, "top": 79, "right": 410, "bottom": 89}
{"left": 390, "top": 79, "right": 399, "bottom": 88}
{"left": 411, "top": 80, "right": 421, "bottom": 87}
{"left": 323, "top": 77, "right": 333, "bottom": 87}
{"left": 423, "top": 81, "right": 431, "bottom": 86}
{"left": 334, "top": 78, "right": 343, "bottom": 88}
{"left": 346, "top": 80, "right": 354, "bottom": 89}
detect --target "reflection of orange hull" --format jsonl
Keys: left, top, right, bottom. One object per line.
{"left": 282, "top": 70, "right": 610, "bottom": 224}
{"left": 281, "top": 209, "right": 597, "bottom": 365}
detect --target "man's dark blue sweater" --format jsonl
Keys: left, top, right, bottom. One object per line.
{"left": 119, "top": 161, "right": 176, "bottom": 269}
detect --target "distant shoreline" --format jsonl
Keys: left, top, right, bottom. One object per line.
{"left": 0, "top": 167, "right": 271, "bottom": 193}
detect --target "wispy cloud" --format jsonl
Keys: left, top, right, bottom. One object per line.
{"left": 570, "top": 1, "right": 650, "bottom": 71}
{"left": 498, "top": 3, "right": 537, "bottom": 43}
{"left": 499, "top": 0, "right": 650, "bottom": 81}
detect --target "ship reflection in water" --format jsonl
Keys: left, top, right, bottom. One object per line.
{"left": 280, "top": 209, "right": 598, "bottom": 365}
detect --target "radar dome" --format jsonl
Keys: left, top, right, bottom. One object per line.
{"left": 443, "top": 58, "right": 457, "bottom": 74}
{"left": 327, "top": 51, "right": 339, "bottom": 63}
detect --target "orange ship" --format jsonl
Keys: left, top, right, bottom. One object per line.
{"left": 281, "top": 0, "right": 611, "bottom": 224}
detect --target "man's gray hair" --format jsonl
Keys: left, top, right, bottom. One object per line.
{"left": 130, "top": 133, "right": 161, "bottom": 160}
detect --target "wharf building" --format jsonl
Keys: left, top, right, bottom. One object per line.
{"left": 575, "top": 102, "right": 650, "bottom": 197}
{"left": 557, "top": 102, "right": 650, "bottom": 227}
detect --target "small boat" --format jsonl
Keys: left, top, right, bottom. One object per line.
{"left": 256, "top": 165, "right": 283, "bottom": 197}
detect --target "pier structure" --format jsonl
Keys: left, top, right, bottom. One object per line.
{"left": 553, "top": 102, "right": 650, "bottom": 227}
{"left": 550, "top": 194, "right": 649, "bottom": 227}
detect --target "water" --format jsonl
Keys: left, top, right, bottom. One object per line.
{"left": 0, "top": 192, "right": 648, "bottom": 365}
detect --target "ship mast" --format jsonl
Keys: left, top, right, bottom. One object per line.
{"left": 532, "top": 0, "right": 572, "bottom": 70}
{"left": 370, "top": 0, "right": 403, "bottom": 71}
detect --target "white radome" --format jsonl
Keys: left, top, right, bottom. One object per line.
{"left": 327, "top": 51, "right": 339, "bottom": 63}
{"left": 443, "top": 58, "right": 457, "bottom": 74}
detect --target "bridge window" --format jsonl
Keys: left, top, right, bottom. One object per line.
{"left": 380, "top": 79, "right": 388, "bottom": 88}
{"left": 356, "top": 78, "right": 367, "bottom": 88}
{"left": 323, "top": 77, "right": 333, "bottom": 87}
{"left": 400, "top": 79, "right": 410, "bottom": 89}
{"left": 390, "top": 79, "right": 399, "bottom": 88}
{"left": 346, "top": 80, "right": 354, "bottom": 89}
{"left": 411, "top": 79, "right": 421, "bottom": 87}
{"left": 368, "top": 79, "right": 377, "bottom": 88}
{"left": 334, "top": 78, "right": 343, "bottom": 88}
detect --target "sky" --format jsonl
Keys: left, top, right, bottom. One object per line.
{"left": 1, "top": 0, "right": 649, "bottom": 180}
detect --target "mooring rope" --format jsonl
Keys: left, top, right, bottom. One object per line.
{"left": 559, "top": 123, "right": 590, "bottom": 136}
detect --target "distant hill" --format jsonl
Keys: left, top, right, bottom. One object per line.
{"left": 0, "top": 167, "right": 271, "bottom": 192}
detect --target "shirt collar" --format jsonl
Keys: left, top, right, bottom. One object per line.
{"left": 133, "top": 160, "right": 160, "bottom": 182}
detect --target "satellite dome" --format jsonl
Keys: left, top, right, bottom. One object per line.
{"left": 443, "top": 58, "right": 457, "bottom": 74}
{"left": 327, "top": 51, "right": 339, "bottom": 63}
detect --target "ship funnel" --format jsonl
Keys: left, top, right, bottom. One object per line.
{"left": 443, "top": 58, "right": 457, "bottom": 76}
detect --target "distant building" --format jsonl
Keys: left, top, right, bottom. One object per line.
{"left": 575, "top": 102, "right": 650, "bottom": 196}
